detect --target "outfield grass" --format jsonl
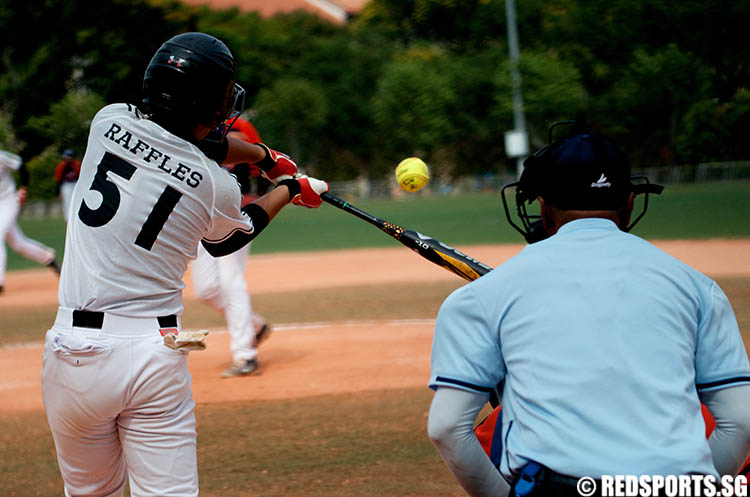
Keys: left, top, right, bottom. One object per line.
{"left": 8, "top": 180, "right": 750, "bottom": 271}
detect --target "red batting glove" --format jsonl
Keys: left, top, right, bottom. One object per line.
{"left": 292, "top": 175, "right": 328, "bottom": 208}
{"left": 278, "top": 175, "right": 329, "bottom": 208}
{"left": 253, "top": 143, "right": 297, "bottom": 182}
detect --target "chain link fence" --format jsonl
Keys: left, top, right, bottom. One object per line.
{"left": 19, "top": 160, "right": 750, "bottom": 219}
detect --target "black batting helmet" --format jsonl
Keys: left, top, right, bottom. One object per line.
{"left": 142, "top": 32, "right": 245, "bottom": 138}
{"left": 501, "top": 121, "right": 664, "bottom": 243}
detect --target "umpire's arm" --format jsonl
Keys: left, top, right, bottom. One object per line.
{"left": 428, "top": 387, "right": 510, "bottom": 497}
{"left": 701, "top": 385, "right": 750, "bottom": 475}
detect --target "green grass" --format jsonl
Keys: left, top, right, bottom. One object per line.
{"left": 630, "top": 181, "right": 750, "bottom": 240}
{"left": 8, "top": 180, "right": 750, "bottom": 271}
{"left": 5, "top": 218, "right": 67, "bottom": 271}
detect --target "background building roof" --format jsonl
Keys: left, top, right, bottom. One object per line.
{"left": 179, "top": 0, "right": 367, "bottom": 24}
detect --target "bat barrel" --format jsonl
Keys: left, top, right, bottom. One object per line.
{"left": 321, "top": 192, "right": 494, "bottom": 282}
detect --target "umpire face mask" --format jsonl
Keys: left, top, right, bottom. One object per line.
{"left": 501, "top": 121, "right": 663, "bottom": 244}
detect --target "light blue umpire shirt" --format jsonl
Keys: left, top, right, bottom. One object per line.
{"left": 429, "top": 217, "right": 750, "bottom": 479}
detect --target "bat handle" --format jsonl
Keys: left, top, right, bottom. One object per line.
{"left": 320, "top": 191, "right": 383, "bottom": 227}
{"left": 320, "top": 191, "right": 342, "bottom": 207}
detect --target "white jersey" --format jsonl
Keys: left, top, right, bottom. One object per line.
{"left": 59, "top": 103, "right": 256, "bottom": 317}
{"left": 0, "top": 150, "right": 22, "bottom": 199}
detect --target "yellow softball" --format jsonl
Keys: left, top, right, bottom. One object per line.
{"left": 395, "top": 157, "right": 430, "bottom": 192}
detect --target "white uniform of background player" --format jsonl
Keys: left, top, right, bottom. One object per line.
{"left": 0, "top": 150, "right": 58, "bottom": 293}
{"left": 191, "top": 117, "right": 269, "bottom": 378}
{"left": 41, "top": 33, "right": 328, "bottom": 497}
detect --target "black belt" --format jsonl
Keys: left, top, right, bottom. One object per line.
{"left": 513, "top": 462, "right": 599, "bottom": 497}
{"left": 72, "top": 310, "right": 177, "bottom": 329}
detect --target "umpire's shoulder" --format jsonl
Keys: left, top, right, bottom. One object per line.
{"left": 440, "top": 261, "right": 503, "bottom": 312}
{"left": 624, "top": 232, "right": 716, "bottom": 285}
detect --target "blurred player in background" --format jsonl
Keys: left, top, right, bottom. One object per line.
{"left": 427, "top": 122, "right": 750, "bottom": 496}
{"left": 41, "top": 32, "right": 328, "bottom": 497}
{"left": 53, "top": 148, "right": 81, "bottom": 221}
{"left": 0, "top": 150, "right": 60, "bottom": 294}
{"left": 191, "top": 115, "right": 273, "bottom": 378}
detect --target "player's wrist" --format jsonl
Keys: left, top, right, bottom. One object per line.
{"left": 276, "top": 178, "right": 300, "bottom": 203}
{"left": 252, "top": 143, "right": 274, "bottom": 172}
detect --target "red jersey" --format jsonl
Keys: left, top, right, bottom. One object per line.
{"left": 228, "top": 117, "right": 261, "bottom": 144}
{"left": 54, "top": 159, "right": 81, "bottom": 184}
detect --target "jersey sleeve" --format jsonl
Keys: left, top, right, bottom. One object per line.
{"left": 0, "top": 151, "right": 22, "bottom": 172}
{"left": 196, "top": 136, "right": 229, "bottom": 164}
{"left": 695, "top": 281, "right": 750, "bottom": 392}
{"left": 429, "top": 283, "right": 505, "bottom": 395}
{"left": 200, "top": 167, "right": 269, "bottom": 257}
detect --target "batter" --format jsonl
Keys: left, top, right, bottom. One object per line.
{"left": 41, "top": 32, "right": 328, "bottom": 497}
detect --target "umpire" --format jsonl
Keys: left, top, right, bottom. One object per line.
{"left": 427, "top": 122, "right": 750, "bottom": 496}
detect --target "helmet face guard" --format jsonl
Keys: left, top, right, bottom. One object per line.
{"left": 501, "top": 182, "right": 546, "bottom": 244}
{"left": 501, "top": 121, "right": 664, "bottom": 244}
{"left": 210, "top": 82, "right": 246, "bottom": 140}
{"left": 501, "top": 176, "right": 664, "bottom": 243}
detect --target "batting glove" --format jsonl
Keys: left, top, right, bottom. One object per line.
{"left": 278, "top": 175, "right": 329, "bottom": 208}
{"left": 252, "top": 143, "right": 298, "bottom": 182}
{"left": 294, "top": 175, "right": 328, "bottom": 208}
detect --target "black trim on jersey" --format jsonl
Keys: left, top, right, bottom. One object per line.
{"left": 696, "top": 376, "right": 750, "bottom": 390}
{"left": 201, "top": 204, "right": 270, "bottom": 257}
{"left": 196, "top": 136, "right": 229, "bottom": 164}
{"left": 504, "top": 421, "right": 514, "bottom": 481}
{"left": 434, "top": 376, "right": 495, "bottom": 393}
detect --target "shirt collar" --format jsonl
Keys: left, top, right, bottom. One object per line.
{"left": 556, "top": 217, "right": 620, "bottom": 235}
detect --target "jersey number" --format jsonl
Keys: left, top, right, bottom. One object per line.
{"left": 78, "top": 152, "right": 183, "bottom": 251}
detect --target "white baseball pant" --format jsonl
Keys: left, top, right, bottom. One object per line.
{"left": 60, "top": 181, "right": 77, "bottom": 222}
{"left": 192, "top": 243, "right": 259, "bottom": 362}
{"left": 42, "top": 308, "right": 198, "bottom": 497}
{"left": 0, "top": 193, "right": 56, "bottom": 285}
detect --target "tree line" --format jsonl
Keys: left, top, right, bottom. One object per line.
{"left": 1, "top": 0, "right": 748, "bottom": 199}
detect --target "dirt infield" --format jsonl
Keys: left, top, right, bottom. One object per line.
{"left": 2, "top": 240, "right": 750, "bottom": 413}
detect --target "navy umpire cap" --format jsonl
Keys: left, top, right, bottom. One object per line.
{"left": 520, "top": 130, "right": 632, "bottom": 211}
{"left": 502, "top": 121, "right": 664, "bottom": 243}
